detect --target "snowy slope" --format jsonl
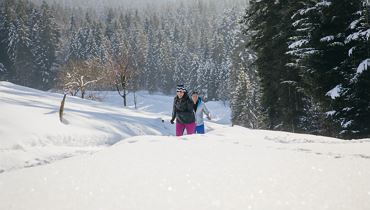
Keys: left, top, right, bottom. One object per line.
{"left": 0, "top": 82, "right": 226, "bottom": 172}
{"left": 1, "top": 127, "right": 370, "bottom": 210}
{"left": 1, "top": 82, "right": 370, "bottom": 210}
{"left": 0, "top": 82, "right": 173, "bottom": 172}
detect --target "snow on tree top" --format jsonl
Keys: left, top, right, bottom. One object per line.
{"left": 357, "top": 59, "right": 370, "bottom": 74}
{"left": 320, "top": 35, "right": 335, "bottom": 42}
{"left": 288, "top": 39, "right": 308, "bottom": 49}
{"left": 326, "top": 84, "right": 342, "bottom": 99}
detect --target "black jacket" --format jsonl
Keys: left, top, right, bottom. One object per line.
{"left": 171, "top": 94, "right": 195, "bottom": 124}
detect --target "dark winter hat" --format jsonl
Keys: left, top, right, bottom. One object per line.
{"left": 176, "top": 84, "right": 186, "bottom": 92}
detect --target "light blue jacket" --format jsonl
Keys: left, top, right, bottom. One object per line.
{"left": 194, "top": 97, "right": 210, "bottom": 126}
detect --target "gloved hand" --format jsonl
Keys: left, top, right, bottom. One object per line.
{"left": 170, "top": 119, "right": 175, "bottom": 124}
{"left": 207, "top": 115, "right": 211, "bottom": 120}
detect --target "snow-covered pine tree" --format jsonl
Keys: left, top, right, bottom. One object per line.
{"left": 10, "top": 0, "right": 36, "bottom": 87}
{"left": 122, "top": 11, "right": 145, "bottom": 94}
{"left": 183, "top": 30, "right": 198, "bottom": 93}
{"left": 288, "top": 0, "right": 364, "bottom": 138}
{"left": 195, "top": 28, "right": 211, "bottom": 98}
{"left": 337, "top": 0, "right": 370, "bottom": 138}
{"left": 0, "top": 0, "right": 12, "bottom": 80}
{"left": 105, "top": 8, "right": 115, "bottom": 41}
{"left": 27, "top": 5, "right": 44, "bottom": 89}
{"left": 171, "top": 25, "right": 186, "bottom": 87}
{"left": 230, "top": 11, "right": 262, "bottom": 129}
{"left": 36, "top": 1, "right": 60, "bottom": 89}
{"left": 242, "top": 0, "right": 306, "bottom": 132}
{"left": 287, "top": 0, "right": 331, "bottom": 135}
{"left": 216, "top": 8, "right": 240, "bottom": 102}
{"left": 0, "top": 0, "right": 58, "bottom": 88}
{"left": 91, "top": 21, "right": 107, "bottom": 62}
{"left": 144, "top": 20, "right": 160, "bottom": 92}
{"left": 109, "top": 20, "right": 124, "bottom": 60}
{"left": 208, "top": 32, "right": 222, "bottom": 101}
{"left": 181, "top": 29, "right": 198, "bottom": 93}
{"left": 162, "top": 29, "right": 176, "bottom": 93}
{"left": 158, "top": 24, "right": 175, "bottom": 94}
{"left": 230, "top": 68, "right": 261, "bottom": 128}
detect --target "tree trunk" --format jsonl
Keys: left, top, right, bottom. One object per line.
{"left": 59, "top": 94, "right": 67, "bottom": 122}
{"left": 133, "top": 91, "right": 137, "bottom": 109}
{"left": 123, "top": 89, "right": 127, "bottom": 107}
{"left": 81, "top": 86, "right": 85, "bottom": 99}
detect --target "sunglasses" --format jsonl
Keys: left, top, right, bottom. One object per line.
{"left": 176, "top": 90, "right": 184, "bottom": 93}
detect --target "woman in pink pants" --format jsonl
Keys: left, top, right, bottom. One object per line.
{"left": 170, "top": 85, "right": 196, "bottom": 136}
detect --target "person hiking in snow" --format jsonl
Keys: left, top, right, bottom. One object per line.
{"left": 191, "top": 91, "right": 211, "bottom": 134}
{"left": 170, "top": 85, "right": 196, "bottom": 136}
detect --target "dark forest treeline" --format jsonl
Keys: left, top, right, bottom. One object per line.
{"left": 238, "top": 0, "right": 370, "bottom": 139}
{"left": 0, "top": 0, "right": 60, "bottom": 90}
{"left": 0, "top": 0, "right": 245, "bottom": 101}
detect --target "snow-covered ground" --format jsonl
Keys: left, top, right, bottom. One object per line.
{"left": 0, "top": 83, "right": 172, "bottom": 172}
{"left": 1, "top": 82, "right": 370, "bottom": 210}
{"left": 0, "top": 82, "right": 226, "bottom": 172}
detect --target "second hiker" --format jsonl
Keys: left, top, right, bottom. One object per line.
{"left": 191, "top": 91, "right": 211, "bottom": 134}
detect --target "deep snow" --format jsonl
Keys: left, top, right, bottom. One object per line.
{"left": 0, "top": 82, "right": 227, "bottom": 172}
{"left": 1, "top": 82, "right": 370, "bottom": 210}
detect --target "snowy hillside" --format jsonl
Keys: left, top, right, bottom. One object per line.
{"left": 0, "top": 82, "right": 227, "bottom": 173}
{"left": 0, "top": 82, "right": 170, "bottom": 172}
{"left": 1, "top": 82, "right": 370, "bottom": 210}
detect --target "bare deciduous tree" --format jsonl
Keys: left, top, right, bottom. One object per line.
{"left": 107, "top": 50, "right": 140, "bottom": 107}
{"left": 58, "top": 59, "right": 105, "bottom": 98}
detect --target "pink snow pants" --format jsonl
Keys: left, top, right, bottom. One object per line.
{"left": 176, "top": 122, "right": 196, "bottom": 136}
